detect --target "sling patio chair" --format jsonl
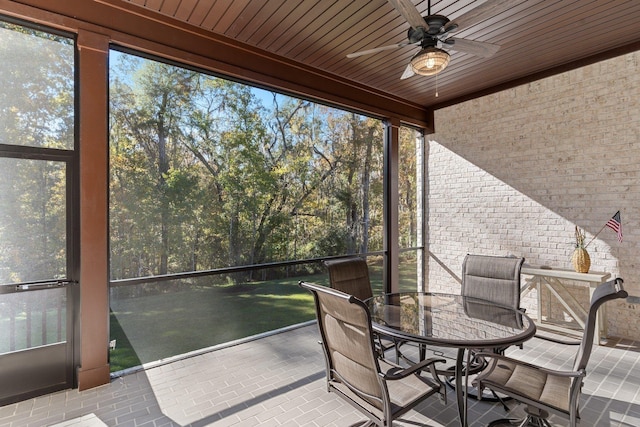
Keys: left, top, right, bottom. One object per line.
{"left": 474, "top": 277, "right": 627, "bottom": 427}
{"left": 324, "top": 257, "right": 400, "bottom": 361}
{"left": 299, "top": 280, "right": 448, "bottom": 427}
{"left": 452, "top": 254, "right": 526, "bottom": 406}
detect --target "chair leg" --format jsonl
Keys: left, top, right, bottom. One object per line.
{"left": 490, "top": 389, "right": 510, "bottom": 412}
{"left": 488, "top": 409, "right": 554, "bottom": 427}
{"left": 445, "top": 361, "right": 511, "bottom": 407}
{"left": 487, "top": 418, "right": 522, "bottom": 426}
{"left": 523, "top": 407, "right": 553, "bottom": 427}
{"left": 518, "top": 415, "right": 553, "bottom": 427}
{"left": 487, "top": 417, "right": 540, "bottom": 426}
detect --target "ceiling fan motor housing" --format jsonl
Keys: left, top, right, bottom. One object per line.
{"left": 424, "top": 15, "right": 450, "bottom": 34}
{"left": 407, "top": 14, "right": 449, "bottom": 44}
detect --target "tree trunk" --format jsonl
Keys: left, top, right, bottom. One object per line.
{"left": 157, "top": 110, "right": 169, "bottom": 275}
{"left": 361, "top": 126, "right": 373, "bottom": 254}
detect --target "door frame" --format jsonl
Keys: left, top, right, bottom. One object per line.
{"left": 0, "top": 145, "right": 80, "bottom": 405}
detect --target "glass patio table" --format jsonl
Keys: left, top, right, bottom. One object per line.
{"left": 366, "top": 292, "right": 536, "bottom": 427}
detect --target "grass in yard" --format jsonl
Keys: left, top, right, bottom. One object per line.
{"left": 109, "top": 311, "right": 141, "bottom": 372}
{"left": 109, "top": 272, "right": 325, "bottom": 371}
{"left": 109, "top": 258, "right": 419, "bottom": 372}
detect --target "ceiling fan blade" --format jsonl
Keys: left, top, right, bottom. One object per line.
{"left": 444, "top": 0, "right": 516, "bottom": 32}
{"left": 346, "top": 42, "right": 414, "bottom": 58}
{"left": 387, "top": 0, "right": 427, "bottom": 30}
{"left": 400, "top": 63, "right": 415, "bottom": 80}
{"left": 444, "top": 37, "right": 500, "bottom": 58}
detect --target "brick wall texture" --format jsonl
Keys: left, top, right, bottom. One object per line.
{"left": 426, "top": 50, "right": 640, "bottom": 340}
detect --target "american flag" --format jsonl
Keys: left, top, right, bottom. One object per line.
{"left": 606, "top": 211, "right": 623, "bottom": 243}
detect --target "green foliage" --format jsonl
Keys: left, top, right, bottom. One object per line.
{"left": 108, "top": 51, "right": 393, "bottom": 280}
{"left": 0, "top": 22, "right": 74, "bottom": 150}
{"left": 313, "top": 224, "right": 351, "bottom": 257}
{"left": 0, "top": 23, "right": 73, "bottom": 283}
{"left": 0, "top": 23, "right": 424, "bottom": 377}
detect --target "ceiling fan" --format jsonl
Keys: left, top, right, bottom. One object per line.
{"left": 347, "top": 0, "right": 514, "bottom": 79}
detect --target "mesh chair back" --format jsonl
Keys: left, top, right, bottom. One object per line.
{"left": 461, "top": 254, "right": 525, "bottom": 309}
{"left": 463, "top": 299, "right": 524, "bottom": 329}
{"left": 324, "top": 257, "right": 373, "bottom": 301}
{"left": 300, "top": 281, "right": 384, "bottom": 408}
{"left": 573, "top": 278, "right": 627, "bottom": 372}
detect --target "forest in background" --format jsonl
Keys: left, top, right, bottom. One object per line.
{"left": 109, "top": 51, "right": 419, "bottom": 282}
{"left": 0, "top": 23, "right": 73, "bottom": 284}
{"left": 0, "top": 27, "right": 419, "bottom": 285}
{"left": 0, "top": 19, "right": 422, "bottom": 370}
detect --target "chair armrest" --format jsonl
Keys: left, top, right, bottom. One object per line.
{"left": 474, "top": 352, "right": 586, "bottom": 379}
{"left": 382, "top": 357, "right": 446, "bottom": 380}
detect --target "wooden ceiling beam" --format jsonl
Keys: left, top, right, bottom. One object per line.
{"left": 2, "top": 0, "right": 432, "bottom": 129}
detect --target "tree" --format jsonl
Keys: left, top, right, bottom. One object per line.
{"left": 110, "top": 55, "right": 202, "bottom": 276}
{"left": 108, "top": 51, "right": 386, "bottom": 280}
{"left": 0, "top": 24, "right": 74, "bottom": 283}
{"left": 399, "top": 127, "right": 419, "bottom": 248}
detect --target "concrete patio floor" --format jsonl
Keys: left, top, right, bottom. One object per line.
{"left": 1, "top": 324, "right": 639, "bottom": 427}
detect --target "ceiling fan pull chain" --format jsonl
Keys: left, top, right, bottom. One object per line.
{"left": 435, "top": 72, "right": 439, "bottom": 97}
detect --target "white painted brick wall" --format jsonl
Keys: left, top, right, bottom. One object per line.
{"left": 427, "top": 50, "right": 640, "bottom": 340}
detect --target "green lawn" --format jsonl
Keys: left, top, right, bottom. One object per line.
{"left": 109, "top": 272, "right": 326, "bottom": 371}
{"left": 109, "top": 258, "right": 418, "bottom": 372}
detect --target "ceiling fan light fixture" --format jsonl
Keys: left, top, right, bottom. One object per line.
{"left": 410, "top": 47, "right": 450, "bottom": 76}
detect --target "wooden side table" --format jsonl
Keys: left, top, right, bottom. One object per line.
{"left": 521, "top": 265, "right": 611, "bottom": 344}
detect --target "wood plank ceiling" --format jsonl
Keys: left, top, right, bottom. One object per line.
{"left": 123, "top": 0, "right": 640, "bottom": 109}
